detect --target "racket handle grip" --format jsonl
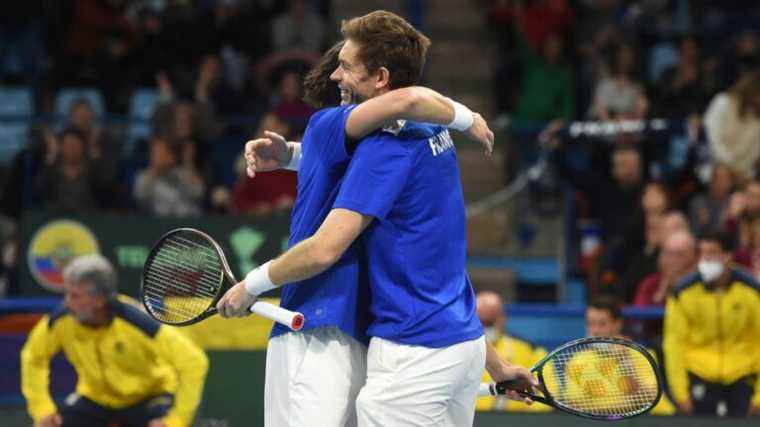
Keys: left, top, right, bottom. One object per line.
{"left": 478, "top": 380, "right": 523, "bottom": 396}
{"left": 249, "top": 301, "right": 304, "bottom": 331}
{"left": 478, "top": 383, "right": 496, "bottom": 396}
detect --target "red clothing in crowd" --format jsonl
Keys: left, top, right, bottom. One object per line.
{"left": 232, "top": 170, "right": 297, "bottom": 214}
{"left": 633, "top": 272, "right": 666, "bottom": 306}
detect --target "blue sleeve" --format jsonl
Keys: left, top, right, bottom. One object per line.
{"left": 333, "top": 135, "right": 413, "bottom": 220}
{"left": 307, "top": 105, "right": 356, "bottom": 167}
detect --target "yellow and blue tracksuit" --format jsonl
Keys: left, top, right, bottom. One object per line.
{"left": 663, "top": 268, "right": 760, "bottom": 410}
{"left": 21, "top": 297, "right": 209, "bottom": 427}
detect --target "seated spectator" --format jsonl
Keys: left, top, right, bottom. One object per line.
{"left": 735, "top": 217, "right": 760, "bottom": 280}
{"left": 21, "top": 254, "right": 208, "bottom": 427}
{"left": 583, "top": 296, "right": 676, "bottom": 416}
{"left": 194, "top": 53, "right": 250, "bottom": 115}
{"left": 590, "top": 42, "right": 649, "bottom": 120}
{"left": 654, "top": 35, "right": 709, "bottom": 119}
{"left": 688, "top": 163, "right": 735, "bottom": 235}
{"left": 272, "top": 70, "right": 315, "bottom": 132}
{"left": 664, "top": 230, "right": 760, "bottom": 417}
{"left": 152, "top": 76, "right": 222, "bottom": 147}
{"left": 662, "top": 210, "right": 691, "bottom": 238}
{"left": 231, "top": 113, "right": 297, "bottom": 217}
{"left": 634, "top": 231, "right": 697, "bottom": 307}
{"left": 552, "top": 141, "right": 645, "bottom": 254}
{"left": 272, "top": 0, "right": 326, "bottom": 53}
{"left": 724, "top": 179, "right": 760, "bottom": 236}
{"left": 603, "top": 182, "right": 674, "bottom": 300}
{"left": 703, "top": 71, "right": 760, "bottom": 182}
{"left": 35, "top": 129, "right": 103, "bottom": 213}
{"left": 474, "top": 291, "right": 550, "bottom": 413}
{"left": 510, "top": 2, "right": 575, "bottom": 123}
{"left": 151, "top": 99, "right": 216, "bottom": 186}
{"left": 66, "top": 97, "right": 123, "bottom": 209}
{"left": 134, "top": 137, "right": 205, "bottom": 217}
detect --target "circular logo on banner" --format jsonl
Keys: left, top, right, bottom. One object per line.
{"left": 28, "top": 220, "right": 100, "bottom": 292}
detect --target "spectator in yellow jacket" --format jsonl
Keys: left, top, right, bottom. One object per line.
{"left": 664, "top": 230, "right": 760, "bottom": 417}
{"left": 21, "top": 254, "right": 209, "bottom": 427}
{"left": 475, "top": 291, "right": 550, "bottom": 412}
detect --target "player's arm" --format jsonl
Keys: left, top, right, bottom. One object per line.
{"left": 485, "top": 341, "right": 538, "bottom": 403}
{"left": 245, "top": 87, "right": 493, "bottom": 177}
{"left": 217, "top": 208, "right": 372, "bottom": 317}
{"left": 20, "top": 317, "right": 62, "bottom": 426}
{"left": 345, "top": 87, "right": 469, "bottom": 135}
{"left": 348, "top": 86, "right": 493, "bottom": 156}
{"left": 269, "top": 208, "right": 371, "bottom": 284}
{"left": 152, "top": 327, "right": 209, "bottom": 427}
{"left": 663, "top": 294, "right": 691, "bottom": 413}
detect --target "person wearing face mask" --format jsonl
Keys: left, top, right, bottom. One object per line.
{"left": 474, "top": 291, "right": 550, "bottom": 413}
{"left": 663, "top": 230, "right": 760, "bottom": 417}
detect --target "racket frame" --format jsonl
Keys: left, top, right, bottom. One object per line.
{"left": 141, "top": 227, "right": 246, "bottom": 326}
{"left": 491, "top": 336, "right": 663, "bottom": 420}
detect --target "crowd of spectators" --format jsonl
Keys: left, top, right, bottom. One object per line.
{"left": 485, "top": 1, "right": 760, "bottom": 417}
{"left": 0, "top": 0, "right": 330, "bottom": 295}
{"left": 484, "top": 0, "right": 760, "bottom": 299}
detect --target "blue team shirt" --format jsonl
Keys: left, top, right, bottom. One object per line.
{"left": 270, "top": 105, "right": 370, "bottom": 343}
{"left": 333, "top": 122, "right": 483, "bottom": 348}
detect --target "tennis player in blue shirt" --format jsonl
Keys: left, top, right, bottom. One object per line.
{"left": 228, "top": 35, "right": 497, "bottom": 426}
{"left": 220, "top": 11, "right": 536, "bottom": 427}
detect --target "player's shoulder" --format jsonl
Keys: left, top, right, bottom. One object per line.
{"left": 730, "top": 267, "right": 760, "bottom": 291}
{"left": 395, "top": 122, "right": 445, "bottom": 140}
{"left": 671, "top": 271, "right": 701, "bottom": 298}
{"left": 47, "top": 303, "right": 70, "bottom": 328}
{"left": 309, "top": 105, "right": 353, "bottom": 126}
{"left": 111, "top": 297, "right": 160, "bottom": 338}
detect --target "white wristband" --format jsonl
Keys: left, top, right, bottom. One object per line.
{"left": 447, "top": 100, "right": 474, "bottom": 131}
{"left": 244, "top": 261, "right": 277, "bottom": 296}
{"left": 285, "top": 143, "right": 302, "bottom": 171}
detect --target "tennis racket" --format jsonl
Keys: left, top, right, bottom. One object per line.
{"left": 479, "top": 337, "right": 662, "bottom": 420}
{"left": 140, "top": 228, "right": 304, "bottom": 330}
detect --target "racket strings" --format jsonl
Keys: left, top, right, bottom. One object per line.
{"left": 142, "top": 231, "right": 224, "bottom": 324}
{"left": 545, "top": 342, "right": 659, "bottom": 418}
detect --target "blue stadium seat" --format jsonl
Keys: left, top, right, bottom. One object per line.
{"left": 54, "top": 88, "right": 105, "bottom": 122}
{"left": 0, "top": 87, "right": 33, "bottom": 117}
{"left": 0, "top": 123, "right": 29, "bottom": 165}
{"left": 129, "top": 88, "right": 159, "bottom": 120}
{"left": 125, "top": 88, "right": 159, "bottom": 156}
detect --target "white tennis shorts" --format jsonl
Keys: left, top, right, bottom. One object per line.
{"left": 356, "top": 335, "right": 486, "bottom": 427}
{"left": 264, "top": 326, "right": 367, "bottom": 427}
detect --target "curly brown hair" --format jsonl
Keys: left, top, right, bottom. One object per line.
{"left": 340, "top": 10, "right": 431, "bottom": 90}
{"left": 303, "top": 41, "right": 344, "bottom": 109}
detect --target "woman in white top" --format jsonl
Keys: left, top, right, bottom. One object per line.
{"left": 591, "top": 43, "right": 649, "bottom": 120}
{"left": 703, "top": 70, "right": 760, "bottom": 182}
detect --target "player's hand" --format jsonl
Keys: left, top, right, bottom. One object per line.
{"left": 487, "top": 361, "right": 539, "bottom": 404}
{"left": 148, "top": 419, "right": 168, "bottom": 427}
{"left": 36, "top": 413, "right": 62, "bottom": 427}
{"left": 677, "top": 398, "right": 693, "bottom": 415}
{"left": 244, "top": 131, "right": 291, "bottom": 177}
{"left": 464, "top": 112, "right": 494, "bottom": 157}
{"left": 748, "top": 404, "right": 760, "bottom": 416}
{"left": 217, "top": 281, "right": 257, "bottom": 318}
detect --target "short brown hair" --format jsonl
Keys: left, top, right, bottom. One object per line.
{"left": 588, "top": 295, "right": 623, "bottom": 320}
{"left": 341, "top": 10, "right": 431, "bottom": 89}
{"left": 303, "top": 41, "right": 344, "bottom": 108}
